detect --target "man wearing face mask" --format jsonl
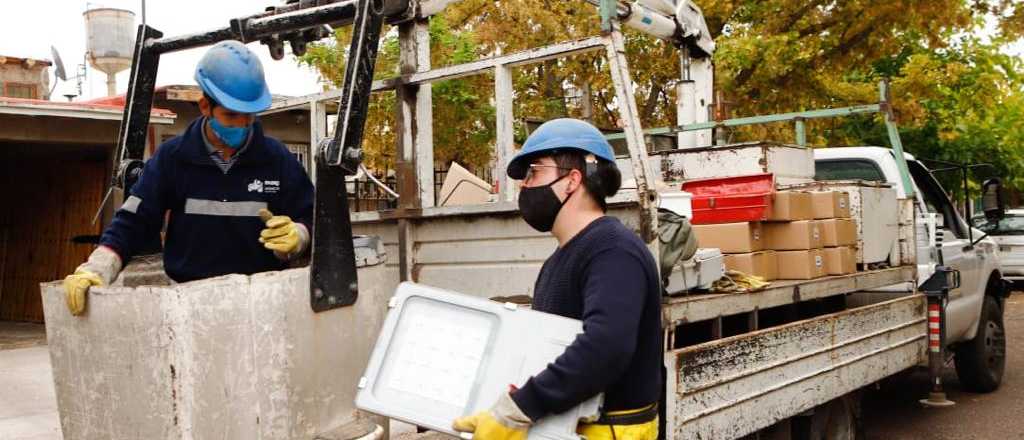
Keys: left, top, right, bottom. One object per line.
{"left": 61, "top": 40, "right": 314, "bottom": 316}
{"left": 453, "top": 119, "right": 662, "bottom": 440}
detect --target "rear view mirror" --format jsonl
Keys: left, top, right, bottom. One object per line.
{"left": 982, "top": 178, "right": 1005, "bottom": 222}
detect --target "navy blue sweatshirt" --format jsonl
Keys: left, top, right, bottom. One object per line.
{"left": 511, "top": 216, "right": 663, "bottom": 421}
{"left": 99, "top": 118, "right": 314, "bottom": 282}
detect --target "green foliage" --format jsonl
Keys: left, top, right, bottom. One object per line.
{"left": 297, "top": 0, "right": 1024, "bottom": 194}
{"left": 297, "top": 16, "right": 496, "bottom": 171}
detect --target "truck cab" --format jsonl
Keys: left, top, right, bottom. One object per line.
{"left": 814, "top": 146, "right": 1008, "bottom": 392}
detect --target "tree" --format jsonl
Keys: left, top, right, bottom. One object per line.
{"left": 298, "top": 0, "right": 1024, "bottom": 192}
{"left": 298, "top": 16, "right": 496, "bottom": 172}
{"left": 836, "top": 38, "right": 1024, "bottom": 194}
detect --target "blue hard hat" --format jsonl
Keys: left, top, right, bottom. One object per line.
{"left": 507, "top": 118, "right": 616, "bottom": 179}
{"left": 194, "top": 41, "right": 272, "bottom": 114}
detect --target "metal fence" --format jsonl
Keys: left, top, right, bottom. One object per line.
{"left": 348, "top": 165, "right": 494, "bottom": 212}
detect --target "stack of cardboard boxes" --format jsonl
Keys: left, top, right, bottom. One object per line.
{"left": 813, "top": 191, "right": 857, "bottom": 276}
{"left": 691, "top": 190, "right": 857, "bottom": 281}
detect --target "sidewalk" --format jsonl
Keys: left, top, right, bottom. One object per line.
{"left": 0, "top": 345, "right": 62, "bottom": 440}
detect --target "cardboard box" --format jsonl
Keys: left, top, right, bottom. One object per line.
{"left": 438, "top": 162, "right": 493, "bottom": 206}
{"left": 692, "top": 222, "right": 763, "bottom": 253}
{"left": 767, "top": 191, "right": 814, "bottom": 221}
{"left": 811, "top": 191, "right": 851, "bottom": 219}
{"left": 723, "top": 251, "right": 777, "bottom": 281}
{"left": 776, "top": 249, "right": 826, "bottom": 280}
{"left": 819, "top": 218, "right": 857, "bottom": 247}
{"left": 764, "top": 220, "right": 822, "bottom": 250}
{"left": 824, "top": 247, "right": 857, "bottom": 275}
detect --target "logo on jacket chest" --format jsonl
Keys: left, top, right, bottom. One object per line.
{"left": 248, "top": 179, "right": 280, "bottom": 194}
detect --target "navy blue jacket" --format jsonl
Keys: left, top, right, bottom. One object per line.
{"left": 511, "top": 217, "right": 663, "bottom": 421}
{"left": 100, "top": 118, "right": 314, "bottom": 283}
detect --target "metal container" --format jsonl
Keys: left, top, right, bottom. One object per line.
{"left": 84, "top": 8, "right": 135, "bottom": 95}
{"left": 659, "top": 142, "right": 815, "bottom": 185}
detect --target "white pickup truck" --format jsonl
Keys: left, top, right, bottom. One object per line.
{"left": 814, "top": 146, "right": 1009, "bottom": 392}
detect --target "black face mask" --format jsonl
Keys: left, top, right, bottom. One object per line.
{"left": 518, "top": 174, "right": 570, "bottom": 232}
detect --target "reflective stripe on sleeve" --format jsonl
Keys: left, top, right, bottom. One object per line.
{"left": 184, "top": 199, "right": 267, "bottom": 217}
{"left": 121, "top": 196, "right": 142, "bottom": 214}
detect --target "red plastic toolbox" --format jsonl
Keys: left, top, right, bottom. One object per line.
{"left": 682, "top": 173, "right": 775, "bottom": 224}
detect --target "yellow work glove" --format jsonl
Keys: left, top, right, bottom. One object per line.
{"left": 63, "top": 269, "right": 103, "bottom": 316}
{"left": 258, "top": 208, "right": 307, "bottom": 258}
{"left": 711, "top": 269, "right": 771, "bottom": 293}
{"left": 453, "top": 392, "right": 532, "bottom": 440}
{"left": 63, "top": 246, "right": 122, "bottom": 316}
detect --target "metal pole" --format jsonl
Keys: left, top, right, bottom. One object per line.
{"left": 600, "top": 0, "right": 618, "bottom": 33}
{"left": 794, "top": 118, "right": 806, "bottom": 147}
{"left": 964, "top": 165, "right": 973, "bottom": 245}
{"left": 919, "top": 294, "right": 954, "bottom": 407}
{"left": 920, "top": 232, "right": 955, "bottom": 408}
{"left": 605, "top": 103, "right": 883, "bottom": 140}
{"left": 881, "top": 80, "right": 917, "bottom": 198}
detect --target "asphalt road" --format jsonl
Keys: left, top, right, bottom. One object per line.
{"left": 862, "top": 292, "right": 1024, "bottom": 440}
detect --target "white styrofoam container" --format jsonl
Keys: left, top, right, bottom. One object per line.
{"left": 656, "top": 142, "right": 815, "bottom": 185}
{"left": 659, "top": 191, "right": 693, "bottom": 218}
{"left": 665, "top": 248, "right": 725, "bottom": 295}
{"left": 357, "top": 282, "right": 601, "bottom": 440}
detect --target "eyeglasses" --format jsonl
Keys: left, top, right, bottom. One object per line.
{"left": 525, "top": 164, "right": 572, "bottom": 181}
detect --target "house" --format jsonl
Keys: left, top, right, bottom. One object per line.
{"left": 0, "top": 56, "right": 51, "bottom": 100}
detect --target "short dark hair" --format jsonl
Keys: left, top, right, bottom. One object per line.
{"left": 549, "top": 149, "right": 621, "bottom": 211}
{"left": 201, "top": 93, "right": 219, "bottom": 109}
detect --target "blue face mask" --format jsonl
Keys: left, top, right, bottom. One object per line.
{"left": 209, "top": 116, "right": 251, "bottom": 148}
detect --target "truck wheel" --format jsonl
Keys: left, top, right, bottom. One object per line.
{"left": 794, "top": 396, "right": 861, "bottom": 440}
{"left": 954, "top": 295, "right": 1006, "bottom": 392}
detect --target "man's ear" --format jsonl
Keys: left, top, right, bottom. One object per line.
{"left": 568, "top": 168, "right": 584, "bottom": 194}
{"left": 198, "top": 96, "right": 212, "bottom": 117}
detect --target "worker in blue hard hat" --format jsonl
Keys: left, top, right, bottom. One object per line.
{"left": 453, "top": 119, "right": 662, "bottom": 440}
{"left": 62, "top": 40, "right": 314, "bottom": 316}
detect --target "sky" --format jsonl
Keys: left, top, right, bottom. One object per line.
{"left": 0, "top": 0, "right": 325, "bottom": 101}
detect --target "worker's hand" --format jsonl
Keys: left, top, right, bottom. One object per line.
{"left": 63, "top": 269, "right": 104, "bottom": 316}
{"left": 62, "top": 246, "right": 122, "bottom": 316}
{"left": 258, "top": 208, "right": 307, "bottom": 258}
{"left": 453, "top": 392, "right": 531, "bottom": 440}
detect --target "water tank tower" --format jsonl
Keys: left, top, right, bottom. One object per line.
{"left": 84, "top": 8, "right": 136, "bottom": 97}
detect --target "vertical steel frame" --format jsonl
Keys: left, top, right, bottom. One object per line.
{"left": 109, "top": 0, "right": 410, "bottom": 312}
{"left": 604, "top": 23, "right": 659, "bottom": 243}
{"left": 311, "top": 0, "right": 386, "bottom": 310}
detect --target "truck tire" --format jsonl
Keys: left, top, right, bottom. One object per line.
{"left": 793, "top": 395, "right": 861, "bottom": 440}
{"left": 954, "top": 295, "right": 1006, "bottom": 392}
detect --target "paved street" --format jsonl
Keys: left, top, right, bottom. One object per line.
{"left": 2, "top": 293, "right": 1022, "bottom": 439}
{"left": 863, "top": 292, "right": 1024, "bottom": 439}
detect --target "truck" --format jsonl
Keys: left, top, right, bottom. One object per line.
{"left": 38, "top": 0, "right": 1011, "bottom": 439}
{"left": 814, "top": 147, "right": 1009, "bottom": 394}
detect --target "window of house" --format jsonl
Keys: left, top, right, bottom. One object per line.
{"left": 3, "top": 82, "right": 37, "bottom": 99}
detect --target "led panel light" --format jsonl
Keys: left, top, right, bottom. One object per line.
{"left": 357, "top": 282, "right": 602, "bottom": 440}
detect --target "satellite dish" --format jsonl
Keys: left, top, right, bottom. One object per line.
{"left": 51, "top": 46, "right": 68, "bottom": 81}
